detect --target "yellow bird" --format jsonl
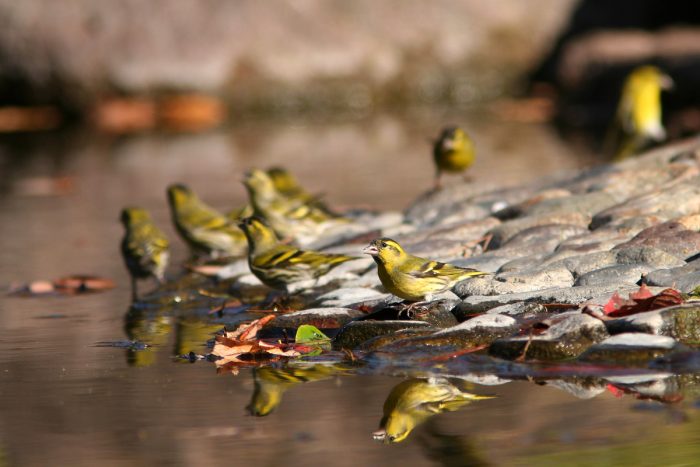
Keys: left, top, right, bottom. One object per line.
{"left": 243, "top": 169, "right": 346, "bottom": 245}
{"left": 373, "top": 377, "right": 494, "bottom": 444}
{"left": 363, "top": 238, "right": 488, "bottom": 303}
{"left": 167, "top": 184, "right": 247, "bottom": 258}
{"left": 433, "top": 126, "right": 476, "bottom": 188}
{"left": 120, "top": 207, "right": 169, "bottom": 301}
{"left": 609, "top": 65, "right": 673, "bottom": 159}
{"left": 239, "top": 216, "right": 358, "bottom": 293}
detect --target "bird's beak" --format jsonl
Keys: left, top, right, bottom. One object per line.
{"left": 372, "top": 429, "right": 387, "bottom": 442}
{"left": 441, "top": 139, "right": 455, "bottom": 151}
{"left": 660, "top": 74, "right": 674, "bottom": 91}
{"left": 363, "top": 245, "right": 379, "bottom": 256}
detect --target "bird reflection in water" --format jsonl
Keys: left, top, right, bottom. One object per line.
{"left": 373, "top": 377, "right": 494, "bottom": 444}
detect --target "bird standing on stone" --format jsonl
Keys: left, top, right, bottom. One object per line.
{"left": 239, "top": 216, "right": 358, "bottom": 293}
{"left": 120, "top": 207, "right": 170, "bottom": 301}
{"left": 363, "top": 238, "right": 488, "bottom": 304}
{"left": 167, "top": 184, "right": 247, "bottom": 258}
{"left": 432, "top": 126, "right": 476, "bottom": 189}
{"left": 608, "top": 65, "right": 673, "bottom": 159}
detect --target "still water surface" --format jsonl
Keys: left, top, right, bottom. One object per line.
{"left": 1, "top": 111, "right": 699, "bottom": 466}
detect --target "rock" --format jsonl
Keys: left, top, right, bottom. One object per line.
{"left": 497, "top": 254, "right": 548, "bottom": 273}
{"left": 455, "top": 264, "right": 574, "bottom": 298}
{"left": 358, "top": 327, "right": 438, "bottom": 351}
{"left": 332, "top": 320, "right": 433, "bottom": 350}
{"left": 486, "top": 212, "right": 591, "bottom": 250}
{"left": 573, "top": 264, "right": 653, "bottom": 287}
{"left": 268, "top": 307, "right": 365, "bottom": 330}
{"left": 578, "top": 333, "right": 684, "bottom": 364}
{"left": 643, "top": 269, "right": 700, "bottom": 294}
{"left": 591, "top": 178, "right": 700, "bottom": 229}
{"left": 485, "top": 302, "right": 547, "bottom": 317}
{"left": 448, "top": 253, "right": 515, "bottom": 273}
{"left": 605, "top": 304, "right": 700, "bottom": 345}
{"left": 380, "top": 314, "right": 518, "bottom": 351}
{"left": 488, "top": 312, "right": 609, "bottom": 360}
{"left": 613, "top": 216, "right": 700, "bottom": 259}
{"left": 454, "top": 284, "right": 648, "bottom": 313}
{"left": 612, "top": 246, "right": 686, "bottom": 269}
{"left": 313, "top": 287, "right": 395, "bottom": 308}
{"left": 499, "top": 224, "right": 589, "bottom": 254}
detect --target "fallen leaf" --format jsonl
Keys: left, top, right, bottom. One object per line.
{"left": 603, "top": 285, "right": 684, "bottom": 317}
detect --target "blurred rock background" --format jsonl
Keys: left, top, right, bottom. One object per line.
{"left": 0, "top": 0, "right": 575, "bottom": 118}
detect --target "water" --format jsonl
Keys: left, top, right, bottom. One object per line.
{"left": 1, "top": 111, "right": 698, "bottom": 466}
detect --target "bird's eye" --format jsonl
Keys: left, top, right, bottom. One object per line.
{"left": 380, "top": 241, "right": 387, "bottom": 248}
{"left": 388, "top": 435, "right": 396, "bottom": 442}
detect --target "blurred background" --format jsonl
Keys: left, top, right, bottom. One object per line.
{"left": 2, "top": 1, "right": 700, "bottom": 466}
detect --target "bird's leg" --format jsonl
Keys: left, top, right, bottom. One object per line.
{"left": 399, "top": 300, "right": 430, "bottom": 319}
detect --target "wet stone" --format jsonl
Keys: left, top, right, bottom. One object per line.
{"left": 358, "top": 327, "right": 437, "bottom": 351}
{"left": 268, "top": 307, "right": 365, "bottom": 330}
{"left": 605, "top": 304, "right": 700, "bottom": 345}
{"left": 573, "top": 264, "right": 654, "bottom": 287}
{"left": 578, "top": 333, "right": 685, "bottom": 365}
{"left": 644, "top": 268, "right": 700, "bottom": 294}
{"left": 544, "top": 379, "right": 607, "bottom": 399}
{"left": 488, "top": 312, "right": 609, "bottom": 361}
{"left": 485, "top": 302, "right": 547, "bottom": 317}
{"left": 332, "top": 320, "right": 434, "bottom": 350}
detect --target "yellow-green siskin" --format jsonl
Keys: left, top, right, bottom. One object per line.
{"left": 243, "top": 169, "right": 346, "bottom": 244}
{"left": 120, "top": 207, "right": 170, "bottom": 301}
{"left": 609, "top": 65, "right": 673, "bottom": 159}
{"left": 363, "top": 238, "right": 488, "bottom": 302}
{"left": 238, "top": 216, "right": 358, "bottom": 293}
{"left": 373, "top": 377, "right": 494, "bottom": 444}
{"left": 167, "top": 184, "right": 247, "bottom": 258}
{"left": 433, "top": 126, "right": 476, "bottom": 188}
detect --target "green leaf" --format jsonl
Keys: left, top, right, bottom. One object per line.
{"left": 295, "top": 325, "right": 330, "bottom": 344}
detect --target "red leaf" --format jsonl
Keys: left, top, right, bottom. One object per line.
{"left": 603, "top": 286, "right": 685, "bottom": 318}
{"left": 606, "top": 384, "right": 625, "bottom": 398}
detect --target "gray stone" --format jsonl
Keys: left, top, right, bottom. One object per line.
{"left": 486, "top": 212, "right": 591, "bottom": 250}
{"left": 643, "top": 270, "right": 700, "bottom": 294}
{"left": 485, "top": 302, "right": 548, "bottom": 317}
{"left": 613, "top": 216, "right": 700, "bottom": 259}
{"left": 332, "top": 320, "right": 433, "bottom": 350}
{"left": 499, "top": 224, "right": 589, "bottom": 254}
{"left": 578, "top": 333, "right": 684, "bottom": 364}
{"left": 613, "top": 246, "right": 686, "bottom": 269}
{"left": 605, "top": 305, "right": 700, "bottom": 345}
{"left": 269, "top": 307, "right": 365, "bottom": 330}
{"left": 497, "top": 254, "right": 548, "bottom": 273}
{"left": 545, "top": 379, "right": 607, "bottom": 399}
{"left": 573, "top": 264, "right": 653, "bottom": 287}
{"left": 591, "top": 178, "right": 700, "bottom": 229}
{"left": 314, "top": 287, "right": 395, "bottom": 308}
{"left": 524, "top": 191, "right": 619, "bottom": 217}
{"left": 455, "top": 285, "right": 646, "bottom": 313}
{"left": 488, "top": 312, "right": 609, "bottom": 360}
{"left": 358, "top": 327, "right": 438, "bottom": 351}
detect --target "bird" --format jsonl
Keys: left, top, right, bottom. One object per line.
{"left": 266, "top": 166, "right": 338, "bottom": 215}
{"left": 607, "top": 65, "right": 673, "bottom": 159}
{"left": 363, "top": 238, "right": 489, "bottom": 303}
{"left": 373, "top": 377, "right": 494, "bottom": 444}
{"left": 166, "top": 184, "right": 247, "bottom": 258}
{"left": 243, "top": 169, "right": 347, "bottom": 245}
{"left": 120, "top": 207, "right": 170, "bottom": 301}
{"left": 432, "top": 126, "right": 476, "bottom": 189}
{"left": 238, "top": 216, "right": 358, "bottom": 293}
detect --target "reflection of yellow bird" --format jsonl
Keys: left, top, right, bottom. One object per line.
{"left": 174, "top": 318, "right": 222, "bottom": 356}
{"left": 239, "top": 217, "right": 357, "bottom": 293}
{"left": 167, "top": 184, "right": 247, "bottom": 258}
{"left": 373, "top": 378, "right": 494, "bottom": 444}
{"left": 608, "top": 65, "right": 673, "bottom": 159}
{"left": 433, "top": 127, "right": 475, "bottom": 189}
{"left": 123, "top": 307, "right": 172, "bottom": 367}
{"left": 363, "top": 238, "right": 488, "bottom": 302}
{"left": 247, "top": 364, "right": 347, "bottom": 416}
